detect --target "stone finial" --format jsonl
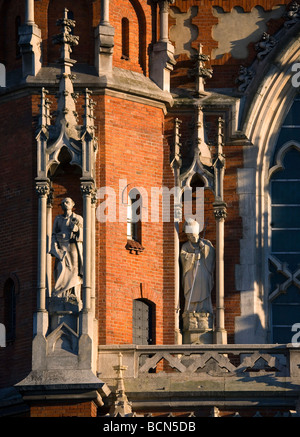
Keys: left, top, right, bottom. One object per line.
{"left": 53, "top": 8, "right": 79, "bottom": 61}
{"left": 189, "top": 44, "right": 213, "bottom": 97}
{"left": 109, "top": 353, "right": 134, "bottom": 417}
{"left": 52, "top": 8, "right": 79, "bottom": 136}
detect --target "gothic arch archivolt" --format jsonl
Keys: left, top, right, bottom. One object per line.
{"left": 241, "top": 23, "right": 300, "bottom": 164}
{"left": 234, "top": 23, "right": 300, "bottom": 343}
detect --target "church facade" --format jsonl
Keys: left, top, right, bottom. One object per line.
{"left": 1, "top": 0, "right": 300, "bottom": 418}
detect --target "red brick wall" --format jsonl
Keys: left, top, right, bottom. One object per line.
{"left": 0, "top": 0, "right": 291, "bottom": 78}
{"left": 110, "top": 0, "right": 152, "bottom": 76}
{"left": 0, "top": 94, "right": 37, "bottom": 387}
{"left": 0, "top": 0, "right": 152, "bottom": 74}
{"left": 30, "top": 400, "right": 98, "bottom": 417}
{"left": 95, "top": 95, "right": 175, "bottom": 345}
{"left": 0, "top": 0, "right": 24, "bottom": 70}
{"left": 0, "top": 0, "right": 290, "bottom": 394}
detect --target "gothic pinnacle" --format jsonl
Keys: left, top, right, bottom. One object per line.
{"left": 52, "top": 8, "right": 80, "bottom": 136}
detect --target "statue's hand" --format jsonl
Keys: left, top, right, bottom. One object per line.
{"left": 50, "top": 246, "right": 65, "bottom": 261}
{"left": 70, "top": 218, "right": 79, "bottom": 232}
{"left": 199, "top": 240, "right": 205, "bottom": 252}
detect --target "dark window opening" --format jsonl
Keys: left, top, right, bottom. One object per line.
{"left": 270, "top": 143, "right": 300, "bottom": 343}
{"left": 127, "top": 189, "right": 142, "bottom": 243}
{"left": 121, "top": 17, "right": 130, "bottom": 60}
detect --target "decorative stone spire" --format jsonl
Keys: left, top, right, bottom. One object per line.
{"left": 189, "top": 44, "right": 213, "bottom": 97}
{"left": 52, "top": 8, "right": 79, "bottom": 137}
{"left": 109, "top": 353, "right": 134, "bottom": 417}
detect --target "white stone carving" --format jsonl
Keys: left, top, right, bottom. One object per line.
{"left": 180, "top": 219, "right": 215, "bottom": 314}
{"left": 50, "top": 198, "right": 83, "bottom": 302}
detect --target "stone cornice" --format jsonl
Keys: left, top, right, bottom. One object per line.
{"left": 0, "top": 66, "right": 173, "bottom": 113}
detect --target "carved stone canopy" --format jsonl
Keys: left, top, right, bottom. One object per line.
{"left": 36, "top": 9, "right": 97, "bottom": 182}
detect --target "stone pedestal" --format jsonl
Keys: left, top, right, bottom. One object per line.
{"left": 150, "top": 41, "right": 176, "bottom": 92}
{"left": 182, "top": 311, "right": 213, "bottom": 344}
{"left": 18, "top": 24, "right": 42, "bottom": 77}
{"left": 48, "top": 296, "right": 82, "bottom": 333}
{"left": 94, "top": 24, "right": 115, "bottom": 75}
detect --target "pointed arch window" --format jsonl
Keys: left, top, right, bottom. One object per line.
{"left": 269, "top": 98, "right": 300, "bottom": 343}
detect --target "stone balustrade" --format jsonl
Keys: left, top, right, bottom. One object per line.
{"left": 98, "top": 343, "right": 300, "bottom": 380}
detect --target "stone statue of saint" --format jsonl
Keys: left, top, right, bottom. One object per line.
{"left": 180, "top": 218, "right": 215, "bottom": 314}
{"left": 50, "top": 197, "right": 83, "bottom": 302}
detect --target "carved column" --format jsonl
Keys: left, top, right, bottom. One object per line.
{"left": 46, "top": 187, "right": 54, "bottom": 300}
{"left": 101, "top": 0, "right": 110, "bottom": 25}
{"left": 171, "top": 118, "right": 182, "bottom": 344}
{"left": 81, "top": 181, "right": 94, "bottom": 315}
{"left": 213, "top": 117, "right": 227, "bottom": 344}
{"left": 159, "top": 0, "right": 170, "bottom": 42}
{"left": 35, "top": 180, "right": 50, "bottom": 335}
{"left": 213, "top": 202, "right": 227, "bottom": 344}
{"left": 91, "top": 190, "right": 97, "bottom": 313}
{"left": 79, "top": 180, "right": 96, "bottom": 370}
{"left": 25, "top": 0, "right": 34, "bottom": 25}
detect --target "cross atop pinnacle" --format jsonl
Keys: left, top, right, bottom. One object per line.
{"left": 53, "top": 8, "right": 79, "bottom": 63}
{"left": 52, "top": 8, "right": 80, "bottom": 136}
{"left": 190, "top": 43, "right": 213, "bottom": 97}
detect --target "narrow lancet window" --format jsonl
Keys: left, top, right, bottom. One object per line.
{"left": 121, "top": 17, "right": 130, "bottom": 60}
{"left": 127, "top": 189, "right": 142, "bottom": 242}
